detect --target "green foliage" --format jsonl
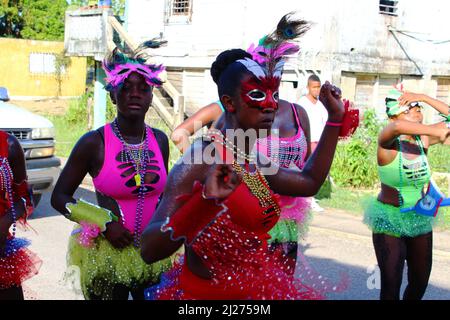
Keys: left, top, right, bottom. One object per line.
{"left": 1, "top": 0, "right": 125, "bottom": 40}
{"left": 428, "top": 144, "right": 450, "bottom": 173}
{"left": 49, "top": 114, "right": 86, "bottom": 157}
{"left": 0, "top": 1, "right": 24, "bottom": 37}
{"left": 329, "top": 109, "right": 449, "bottom": 187}
{"left": 64, "top": 89, "right": 115, "bottom": 127}
{"left": 106, "top": 94, "right": 117, "bottom": 122}
{"left": 65, "top": 91, "right": 90, "bottom": 125}
{"left": 55, "top": 50, "right": 72, "bottom": 96}
{"left": 330, "top": 109, "right": 385, "bottom": 188}
{"left": 69, "top": 0, "right": 125, "bottom": 17}
{"left": 315, "top": 177, "right": 332, "bottom": 200}
{"left": 21, "top": 0, "right": 68, "bottom": 40}
{"left": 0, "top": 0, "right": 67, "bottom": 40}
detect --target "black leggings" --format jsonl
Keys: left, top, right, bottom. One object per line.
{"left": 269, "top": 241, "right": 298, "bottom": 260}
{"left": 0, "top": 286, "right": 24, "bottom": 300}
{"left": 372, "top": 232, "right": 433, "bottom": 300}
{"left": 88, "top": 283, "right": 148, "bottom": 300}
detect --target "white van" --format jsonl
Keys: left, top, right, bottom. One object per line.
{"left": 0, "top": 87, "right": 61, "bottom": 207}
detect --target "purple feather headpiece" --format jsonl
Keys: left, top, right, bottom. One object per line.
{"left": 102, "top": 40, "right": 166, "bottom": 92}
{"left": 103, "top": 61, "right": 165, "bottom": 90}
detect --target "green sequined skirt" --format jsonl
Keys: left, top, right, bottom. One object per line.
{"left": 66, "top": 226, "right": 172, "bottom": 300}
{"left": 362, "top": 197, "right": 450, "bottom": 238}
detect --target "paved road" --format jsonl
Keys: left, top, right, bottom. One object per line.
{"left": 17, "top": 186, "right": 450, "bottom": 300}
{"left": 305, "top": 210, "right": 450, "bottom": 300}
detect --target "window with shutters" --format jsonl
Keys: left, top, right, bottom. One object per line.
{"left": 29, "top": 53, "right": 63, "bottom": 75}
{"left": 165, "top": 0, "right": 192, "bottom": 24}
{"left": 379, "top": 0, "right": 399, "bottom": 16}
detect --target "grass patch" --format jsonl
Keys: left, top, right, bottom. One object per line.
{"left": 49, "top": 114, "right": 87, "bottom": 158}
{"left": 428, "top": 144, "right": 450, "bottom": 173}
{"left": 318, "top": 186, "right": 377, "bottom": 215}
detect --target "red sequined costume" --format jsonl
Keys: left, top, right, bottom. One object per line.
{"left": 0, "top": 130, "right": 41, "bottom": 290}
{"left": 146, "top": 141, "right": 345, "bottom": 300}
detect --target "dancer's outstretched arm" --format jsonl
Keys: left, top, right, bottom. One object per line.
{"left": 378, "top": 120, "right": 450, "bottom": 149}
{"left": 399, "top": 92, "right": 450, "bottom": 116}
{"left": 265, "top": 82, "right": 344, "bottom": 197}
{"left": 171, "top": 102, "right": 223, "bottom": 153}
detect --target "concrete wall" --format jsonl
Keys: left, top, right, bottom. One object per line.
{"left": 0, "top": 38, "right": 87, "bottom": 98}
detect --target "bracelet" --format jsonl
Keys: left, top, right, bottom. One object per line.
{"left": 202, "top": 185, "right": 215, "bottom": 200}
{"left": 326, "top": 121, "right": 343, "bottom": 127}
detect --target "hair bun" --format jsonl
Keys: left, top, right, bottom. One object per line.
{"left": 210, "top": 49, "right": 252, "bottom": 84}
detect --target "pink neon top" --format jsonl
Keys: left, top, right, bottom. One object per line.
{"left": 256, "top": 103, "right": 310, "bottom": 221}
{"left": 93, "top": 123, "right": 167, "bottom": 234}
{"left": 257, "top": 103, "right": 308, "bottom": 170}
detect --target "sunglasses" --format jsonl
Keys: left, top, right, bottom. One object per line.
{"left": 402, "top": 102, "right": 423, "bottom": 114}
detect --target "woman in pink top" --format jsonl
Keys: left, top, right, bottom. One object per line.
{"left": 257, "top": 99, "right": 312, "bottom": 259}
{"left": 51, "top": 42, "right": 171, "bottom": 300}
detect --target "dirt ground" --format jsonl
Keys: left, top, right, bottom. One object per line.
{"left": 10, "top": 99, "right": 71, "bottom": 116}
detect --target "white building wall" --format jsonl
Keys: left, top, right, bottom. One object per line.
{"left": 126, "top": 0, "right": 450, "bottom": 113}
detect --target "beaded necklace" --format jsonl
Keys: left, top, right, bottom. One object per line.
{"left": 205, "top": 130, "right": 280, "bottom": 216}
{"left": 112, "top": 119, "right": 148, "bottom": 247}
{"left": 206, "top": 129, "right": 256, "bottom": 162}
{"left": 0, "top": 157, "right": 17, "bottom": 238}
{"left": 232, "top": 161, "right": 281, "bottom": 216}
{"left": 397, "top": 136, "right": 428, "bottom": 207}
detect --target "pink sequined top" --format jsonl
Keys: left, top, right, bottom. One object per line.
{"left": 93, "top": 123, "right": 167, "bottom": 234}
{"left": 257, "top": 103, "right": 308, "bottom": 170}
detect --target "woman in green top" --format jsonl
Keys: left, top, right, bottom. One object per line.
{"left": 364, "top": 88, "right": 450, "bottom": 300}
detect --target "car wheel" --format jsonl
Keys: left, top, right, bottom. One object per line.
{"left": 32, "top": 194, "right": 42, "bottom": 207}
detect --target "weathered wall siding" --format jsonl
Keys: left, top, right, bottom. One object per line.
{"left": 182, "top": 69, "right": 208, "bottom": 115}
{"left": 127, "top": 0, "right": 450, "bottom": 113}
{"left": 341, "top": 73, "right": 357, "bottom": 102}
{"left": 436, "top": 78, "right": 450, "bottom": 104}
{"left": 0, "top": 38, "right": 87, "bottom": 98}
{"left": 129, "top": 0, "right": 450, "bottom": 69}
{"left": 166, "top": 70, "right": 184, "bottom": 92}
{"left": 203, "top": 69, "right": 219, "bottom": 104}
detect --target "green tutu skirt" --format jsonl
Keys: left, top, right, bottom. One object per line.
{"left": 66, "top": 227, "right": 172, "bottom": 300}
{"left": 268, "top": 213, "right": 312, "bottom": 243}
{"left": 363, "top": 197, "right": 450, "bottom": 238}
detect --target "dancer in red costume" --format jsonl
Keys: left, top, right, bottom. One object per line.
{"left": 0, "top": 130, "right": 40, "bottom": 300}
{"left": 141, "top": 13, "right": 357, "bottom": 300}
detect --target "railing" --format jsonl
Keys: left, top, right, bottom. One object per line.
{"left": 107, "top": 15, "right": 185, "bottom": 129}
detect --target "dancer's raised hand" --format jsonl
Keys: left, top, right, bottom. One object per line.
{"left": 319, "top": 81, "right": 345, "bottom": 122}
{"left": 204, "top": 164, "right": 240, "bottom": 199}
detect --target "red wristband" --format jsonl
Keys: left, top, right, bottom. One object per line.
{"left": 326, "top": 121, "right": 343, "bottom": 127}
{"left": 162, "top": 181, "right": 226, "bottom": 245}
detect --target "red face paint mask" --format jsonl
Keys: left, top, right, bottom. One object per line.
{"left": 241, "top": 76, "right": 281, "bottom": 110}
